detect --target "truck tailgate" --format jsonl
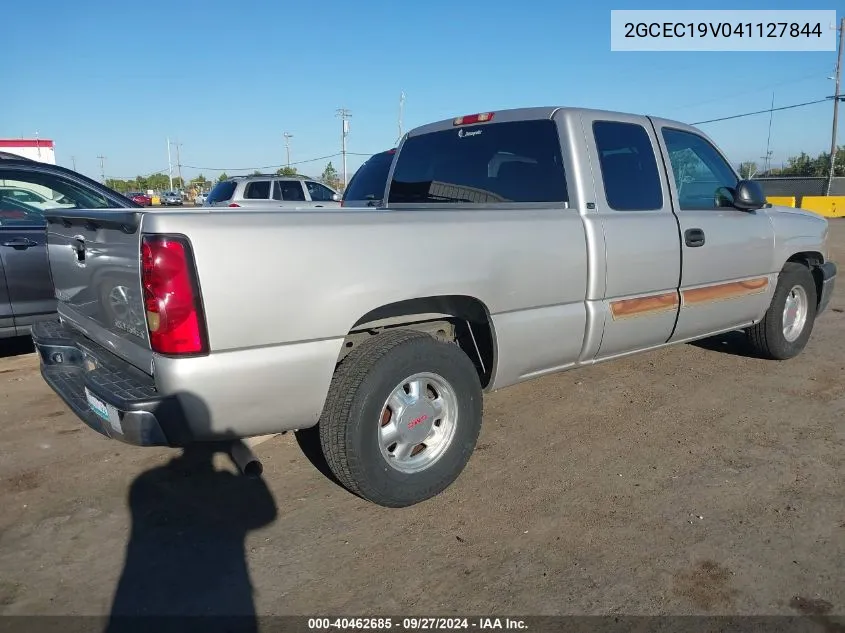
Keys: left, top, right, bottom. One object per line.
{"left": 44, "top": 209, "right": 152, "bottom": 374}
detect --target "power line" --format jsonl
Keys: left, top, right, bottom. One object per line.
{"left": 182, "top": 152, "right": 345, "bottom": 172}
{"left": 691, "top": 98, "right": 829, "bottom": 125}
{"left": 668, "top": 71, "right": 825, "bottom": 114}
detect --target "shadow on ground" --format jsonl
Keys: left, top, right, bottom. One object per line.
{"left": 689, "top": 330, "right": 759, "bottom": 358}
{"left": 294, "top": 426, "right": 345, "bottom": 490}
{"left": 0, "top": 336, "right": 34, "bottom": 359}
{"left": 105, "top": 444, "right": 278, "bottom": 632}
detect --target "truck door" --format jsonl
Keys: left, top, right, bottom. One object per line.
{"left": 579, "top": 112, "right": 682, "bottom": 360}
{"left": 650, "top": 119, "right": 776, "bottom": 342}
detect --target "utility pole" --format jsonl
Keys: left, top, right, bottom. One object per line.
{"left": 826, "top": 17, "right": 845, "bottom": 196}
{"left": 167, "top": 137, "right": 173, "bottom": 191}
{"left": 336, "top": 108, "right": 352, "bottom": 188}
{"left": 97, "top": 155, "right": 106, "bottom": 183}
{"left": 762, "top": 92, "right": 774, "bottom": 175}
{"left": 175, "top": 141, "right": 183, "bottom": 190}
{"left": 283, "top": 132, "right": 293, "bottom": 168}
{"left": 398, "top": 91, "right": 406, "bottom": 143}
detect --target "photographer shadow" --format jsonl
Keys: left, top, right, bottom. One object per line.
{"left": 106, "top": 396, "right": 278, "bottom": 633}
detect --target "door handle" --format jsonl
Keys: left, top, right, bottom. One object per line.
{"left": 684, "top": 228, "right": 705, "bottom": 247}
{"left": 1, "top": 237, "right": 38, "bottom": 250}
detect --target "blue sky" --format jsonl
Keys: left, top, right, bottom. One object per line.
{"left": 3, "top": 0, "right": 842, "bottom": 183}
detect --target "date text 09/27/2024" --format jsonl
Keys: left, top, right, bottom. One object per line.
{"left": 307, "top": 618, "right": 528, "bottom": 630}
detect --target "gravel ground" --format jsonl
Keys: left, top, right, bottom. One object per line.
{"left": 0, "top": 223, "right": 842, "bottom": 618}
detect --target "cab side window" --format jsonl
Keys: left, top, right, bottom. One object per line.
{"left": 592, "top": 120, "right": 663, "bottom": 211}
{"left": 661, "top": 128, "right": 739, "bottom": 210}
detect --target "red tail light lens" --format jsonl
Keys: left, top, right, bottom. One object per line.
{"left": 453, "top": 112, "right": 494, "bottom": 126}
{"left": 228, "top": 203, "right": 241, "bottom": 207}
{"left": 141, "top": 235, "right": 208, "bottom": 355}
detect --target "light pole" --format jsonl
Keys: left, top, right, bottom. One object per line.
{"left": 166, "top": 137, "right": 173, "bottom": 191}
{"left": 826, "top": 17, "right": 845, "bottom": 196}
{"left": 336, "top": 108, "right": 352, "bottom": 188}
{"left": 283, "top": 132, "right": 293, "bottom": 168}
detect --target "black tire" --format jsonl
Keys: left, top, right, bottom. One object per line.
{"left": 318, "top": 329, "right": 483, "bottom": 508}
{"left": 746, "top": 262, "right": 817, "bottom": 360}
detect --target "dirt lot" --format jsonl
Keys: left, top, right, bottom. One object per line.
{"left": 0, "top": 225, "right": 843, "bottom": 619}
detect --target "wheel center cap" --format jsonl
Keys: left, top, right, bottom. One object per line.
{"left": 399, "top": 402, "right": 436, "bottom": 445}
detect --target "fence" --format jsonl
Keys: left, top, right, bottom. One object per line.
{"left": 753, "top": 176, "right": 845, "bottom": 205}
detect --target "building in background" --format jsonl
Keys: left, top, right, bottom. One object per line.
{"left": 0, "top": 139, "right": 56, "bottom": 164}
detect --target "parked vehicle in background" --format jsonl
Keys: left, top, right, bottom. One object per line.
{"left": 0, "top": 186, "right": 76, "bottom": 211}
{"left": 160, "top": 191, "right": 183, "bottom": 206}
{"left": 205, "top": 174, "right": 341, "bottom": 209}
{"left": 194, "top": 191, "right": 208, "bottom": 205}
{"left": 342, "top": 149, "right": 396, "bottom": 207}
{"left": 126, "top": 192, "right": 152, "bottom": 206}
{"left": 0, "top": 155, "right": 138, "bottom": 338}
{"left": 32, "top": 106, "right": 836, "bottom": 509}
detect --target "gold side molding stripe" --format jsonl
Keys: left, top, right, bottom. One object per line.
{"left": 682, "top": 277, "right": 769, "bottom": 306}
{"left": 610, "top": 292, "right": 679, "bottom": 320}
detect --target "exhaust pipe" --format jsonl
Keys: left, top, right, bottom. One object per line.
{"left": 228, "top": 439, "right": 263, "bottom": 478}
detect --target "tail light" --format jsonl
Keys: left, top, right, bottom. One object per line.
{"left": 453, "top": 112, "right": 494, "bottom": 126}
{"left": 141, "top": 235, "right": 208, "bottom": 355}
{"left": 228, "top": 203, "right": 241, "bottom": 207}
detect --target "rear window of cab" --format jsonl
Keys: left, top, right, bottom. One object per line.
{"left": 388, "top": 120, "right": 568, "bottom": 204}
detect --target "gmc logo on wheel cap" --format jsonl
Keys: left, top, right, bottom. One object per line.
{"left": 407, "top": 414, "right": 428, "bottom": 430}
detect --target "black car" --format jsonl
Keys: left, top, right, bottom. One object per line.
{"left": 0, "top": 154, "right": 138, "bottom": 339}
{"left": 342, "top": 148, "right": 396, "bottom": 207}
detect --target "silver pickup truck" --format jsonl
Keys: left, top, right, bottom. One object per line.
{"left": 32, "top": 106, "right": 837, "bottom": 508}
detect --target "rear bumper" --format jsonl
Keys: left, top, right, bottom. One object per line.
{"left": 817, "top": 261, "right": 837, "bottom": 315}
{"left": 31, "top": 320, "right": 183, "bottom": 447}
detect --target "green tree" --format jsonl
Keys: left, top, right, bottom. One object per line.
{"left": 147, "top": 174, "right": 170, "bottom": 191}
{"left": 218, "top": 172, "right": 229, "bottom": 183}
{"left": 276, "top": 166, "right": 298, "bottom": 176}
{"left": 320, "top": 161, "right": 340, "bottom": 189}
{"left": 105, "top": 179, "right": 130, "bottom": 193}
{"left": 190, "top": 174, "right": 208, "bottom": 186}
{"left": 252, "top": 170, "right": 262, "bottom": 176}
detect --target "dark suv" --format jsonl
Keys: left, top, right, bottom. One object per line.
{"left": 0, "top": 154, "right": 137, "bottom": 338}
{"left": 342, "top": 149, "right": 396, "bottom": 207}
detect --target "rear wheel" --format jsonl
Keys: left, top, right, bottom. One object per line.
{"left": 746, "top": 262, "right": 817, "bottom": 360}
{"left": 318, "top": 329, "right": 483, "bottom": 507}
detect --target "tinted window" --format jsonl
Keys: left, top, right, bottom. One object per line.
{"left": 0, "top": 169, "right": 112, "bottom": 227}
{"left": 389, "top": 120, "right": 568, "bottom": 204}
{"left": 344, "top": 151, "right": 394, "bottom": 203}
{"left": 306, "top": 181, "right": 336, "bottom": 201}
{"left": 662, "top": 128, "right": 739, "bottom": 210}
{"left": 272, "top": 180, "right": 305, "bottom": 201}
{"left": 592, "top": 121, "right": 663, "bottom": 211}
{"left": 243, "top": 180, "right": 270, "bottom": 199}
{"left": 207, "top": 180, "right": 237, "bottom": 203}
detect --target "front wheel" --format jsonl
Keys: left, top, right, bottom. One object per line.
{"left": 746, "top": 262, "right": 818, "bottom": 360}
{"left": 318, "top": 329, "right": 483, "bottom": 507}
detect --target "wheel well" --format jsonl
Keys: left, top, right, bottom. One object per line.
{"left": 786, "top": 251, "right": 824, "bottom": 306}
{"left": 341, "top": 295, "right": 497, "bottom": 387}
